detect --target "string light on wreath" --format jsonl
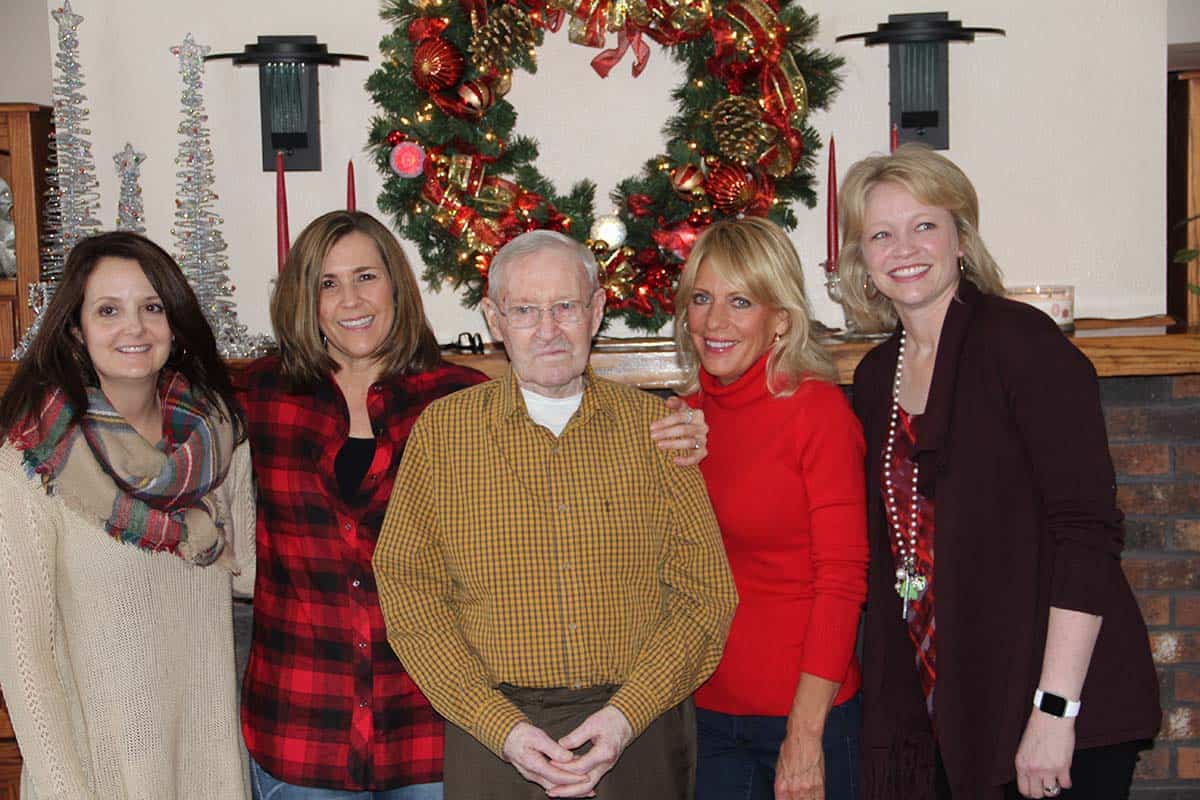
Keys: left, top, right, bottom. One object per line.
{"left": 368, "top": 0, "right": 843, "bottom": 331}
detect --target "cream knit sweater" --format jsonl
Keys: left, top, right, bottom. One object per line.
{"left": 0, "top": 440, "right": 255, "bottom": 800}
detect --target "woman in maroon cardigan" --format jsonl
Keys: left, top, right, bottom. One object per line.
{"left": 839, "top": 145, "right": 1160, "bottom": 800}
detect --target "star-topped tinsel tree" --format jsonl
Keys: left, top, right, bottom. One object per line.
{"left": 16, "top": 0, "right": 103, "bottom": 357}
{"left": 169, "top": 34, "right": 270, "bottom": 358}
{"left": 113, "top": 143, "right": 147, "bottom": 233}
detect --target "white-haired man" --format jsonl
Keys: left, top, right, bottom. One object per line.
{"left": 374, "top": 230, "right": 737, "bottom": 799}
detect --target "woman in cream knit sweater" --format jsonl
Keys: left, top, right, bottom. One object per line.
{"left": 0, "top": 232, "right": 255, "bottom": 800}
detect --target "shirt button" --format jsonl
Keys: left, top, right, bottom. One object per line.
{"left": 370, "top": 384, "right": 382, "bottom": 394}
{"left": 344, "top": 522, "right": 352, "bottom": 532}
{"left": 359, "top": 700, "right": 369, "bottom": 708}
{"left": 358, "top": 641, "right": 368, "bottom": 649}
{"left": 352, "top": 578, "right": 361, "bottom": 588}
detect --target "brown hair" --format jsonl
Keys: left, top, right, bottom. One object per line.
{"left": 673, "top": 217, "right": 835, "bottom": 395}
{"left": 838, "top": 144, "right": 1005, "bottom": 330}
{"left": 0, "top": 231, "right": 245, "bottom": 439}
{"left": 271, "top": 210, "right": 440, "bottom": 386}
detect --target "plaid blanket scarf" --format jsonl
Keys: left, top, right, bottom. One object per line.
{"left": 10, "top": 371, "right": 236, "bottom": 567}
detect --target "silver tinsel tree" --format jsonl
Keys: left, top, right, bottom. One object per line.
{"left": 113, "top": 143, "right": 146, "bottom": 233}
{"left": 169, "top": 34, "right": 270, "bottom": 358}
{"left": 16, "top": 0, "right": 102, "bottom": 357}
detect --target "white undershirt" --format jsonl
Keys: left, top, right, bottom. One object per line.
{"left": 521, "top": 387, "right": 583, "bottom": 437}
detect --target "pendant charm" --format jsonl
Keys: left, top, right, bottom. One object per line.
{"left": 894, "top": 568, "right": 928, "bottom": 619}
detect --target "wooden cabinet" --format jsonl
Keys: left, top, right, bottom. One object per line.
{"left": 0, "top": 101, "right": 46, "bottom": 800}
{"left": 1169, "top": 72, "right": 1200, "bottom": 327}
{"left": 0, "top": 696, "right": 18, "bottom": 799}
{"left": 0, "top": 103, "right": 52, "bottom": 357}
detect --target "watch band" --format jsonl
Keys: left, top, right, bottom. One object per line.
{"left": 1033, "top": 689, "right": 1081, "bottom": 718}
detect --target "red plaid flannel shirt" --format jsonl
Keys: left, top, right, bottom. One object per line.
{"left": 239, "top": 356, "right": 486, "bottom": 790}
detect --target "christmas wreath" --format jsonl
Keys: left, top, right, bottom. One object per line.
{"left": 368, "top": 0, "right": 842, "bottom": 331}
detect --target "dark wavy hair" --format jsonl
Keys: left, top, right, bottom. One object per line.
{"left": 0, "top": 231, "right": 245, "bottom": 441}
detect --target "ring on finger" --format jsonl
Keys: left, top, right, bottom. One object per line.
{"left": 693, "top": 437, "right": 701, "bottom": 450}
{"left": 1044, "top": 783, "right": 1061, "bottom": 796}
{"left": 684, "top": 407, "right": 694, "bottom": 425}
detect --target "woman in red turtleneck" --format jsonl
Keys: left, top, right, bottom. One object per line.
{"left": 670, "top": 218, "right": 868, "bottom": 800}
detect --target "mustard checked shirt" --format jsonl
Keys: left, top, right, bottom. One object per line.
{"left": 374, "top": 369, "right": 737, "bottom": 756}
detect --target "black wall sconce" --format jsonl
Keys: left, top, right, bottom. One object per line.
{"left": 207, "top": 36, "right": 366, "bottom": 171}
{"left": 837, "top": 13, "right": 1004, "bottom": 150}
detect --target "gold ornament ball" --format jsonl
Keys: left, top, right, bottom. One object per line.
{"left": 492, "top": 71, "right": 513, "bottom": 97}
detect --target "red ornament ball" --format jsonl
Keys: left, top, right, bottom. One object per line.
{"left": 705, "top": 163, "right": 756, "bottom": 214}
{"left": 390, "top": 141, "right": 426, "bottom": 178}
{"left": 386, "top": 130, "right": 405, "bottom": 146}
{"left": 412, "top": 38, "right": 463, "bottom": 92}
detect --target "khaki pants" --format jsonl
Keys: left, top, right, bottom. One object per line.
{"left": 444, "top": 684, "right": 695, "bottom": 800}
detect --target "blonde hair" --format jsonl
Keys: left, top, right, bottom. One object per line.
{"left": 838, "top": 144, "right": 1005, "bottom": 330}
{"left": 673, "top": 217, "right": 835, "bottom": 396}
{"left": 271, "top": 210, "right": 440, "bottom": 387}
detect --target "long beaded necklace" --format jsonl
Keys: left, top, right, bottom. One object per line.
{"left": 885, "top": 328, "right": 927, "bottom": 619}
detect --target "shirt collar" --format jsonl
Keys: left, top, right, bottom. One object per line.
{"left": 496, "top": 365, "right": 616, "bottom": 426}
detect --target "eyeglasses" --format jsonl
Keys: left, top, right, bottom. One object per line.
{"left": 497, "top": 299, "right": 590, "bottom": 329}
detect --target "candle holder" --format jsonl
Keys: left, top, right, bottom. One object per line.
{"left": 1005, "top": 285, "right": 1075, "bottom": 332}
{"left": 823, "top": 261, "right": 892, "bottom": 340}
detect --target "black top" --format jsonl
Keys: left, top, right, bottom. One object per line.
{"left": 852, "top": 280, "right": 1161, "bottom": 799}
{"left": 334, "top": 436, "right": 376, "bottom": 502}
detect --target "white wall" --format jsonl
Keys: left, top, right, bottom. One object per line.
{"left": 0, "top": 0, "right": 51, "bottom": 103}
{"left": 10, "top": 0, "right": 1171, "bottom": 339}
{"left": 1169, "top": 0, "right": 1200, "bottom": 43}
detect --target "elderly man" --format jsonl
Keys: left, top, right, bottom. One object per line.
{"left": 373, "top": 229, "right": 737, "bottom": 800}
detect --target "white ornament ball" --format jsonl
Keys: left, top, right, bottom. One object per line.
{"left": 590, "top": 213, "right": 627, "bottom": 249}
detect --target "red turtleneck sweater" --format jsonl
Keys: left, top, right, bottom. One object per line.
{"left": 689, "top": 354, "right": 868, "bottom": 715}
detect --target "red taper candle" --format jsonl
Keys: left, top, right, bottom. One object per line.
{"left": 890, "top": 123, "right": 899, "bottom": 153}
{"left": 825, "top": 135, "right": 838, "bottom": 273}
{"left": 276, "top": 151, "right": 290, "bottom": 273}
{"left": 347, "top": 160, "right": 357, "bottom": 212}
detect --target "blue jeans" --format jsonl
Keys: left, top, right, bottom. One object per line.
{"left": 695, "top": 693, "right": 861, "bottom": 800}
{"left": 250, "top": 758, "right": 443, "bottom": 800}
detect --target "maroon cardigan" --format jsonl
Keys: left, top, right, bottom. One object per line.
{"left": 851, "top": 280, "right": 1161, "bottom": 799}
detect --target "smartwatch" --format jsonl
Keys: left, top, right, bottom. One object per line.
{"left": 1033, "top": 689, "right": 1081, "bottom": 718}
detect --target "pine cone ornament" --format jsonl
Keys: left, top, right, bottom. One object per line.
{"left": 470, "top": 5, "right": 538, "bottom": 75}
{"left": 705, "top": 163, "right": 756, "bottom": 214}
{"left": 412, "top": 37, "right": 464, "bottom": 92}
{"left": 711, "top": 96, "right": 767, "bottom": 165}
